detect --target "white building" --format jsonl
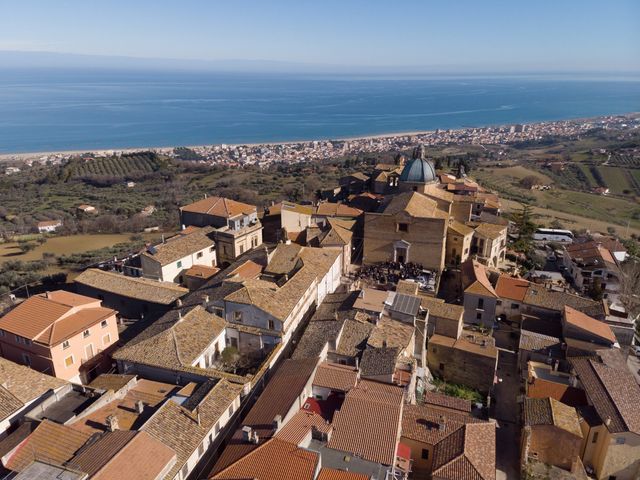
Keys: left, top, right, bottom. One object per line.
{"left": 140, "top": 228, "right": 216, "bottom": 284}
{"left": 37, "top": 220, "right": 62, "bottom": 233}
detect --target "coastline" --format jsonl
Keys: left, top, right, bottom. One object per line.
{"left": 0, "top": 111, "right": 637, "bottom": 163}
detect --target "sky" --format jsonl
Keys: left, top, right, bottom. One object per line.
{"left": 0, "top": 0, "right": 639, "bottom": 73}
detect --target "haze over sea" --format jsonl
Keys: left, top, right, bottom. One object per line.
{"left": 1, "top": 69, "right": 639, "bottom": 154}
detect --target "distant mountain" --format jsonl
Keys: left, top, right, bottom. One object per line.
{"left": 1, "top": 51, "right": 638, "bottom": 77}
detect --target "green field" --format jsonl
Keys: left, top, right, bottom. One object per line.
{"left": 597, "top": 166, "right": 636, "bottom": 195}
{"left": 0, "top": 233, "right": 160, "bottom": 264}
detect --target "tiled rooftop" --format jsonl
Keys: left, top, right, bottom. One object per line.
{"left": 328, "top": 380, "right": 404, "bottom": 466}
{"left": 75, "top": 268, "right": 187, "bottom": 305}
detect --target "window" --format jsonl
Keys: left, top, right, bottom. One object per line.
{"left": 477, "top": 298, "right": 484, "bottom": 309}
{"left": 83, "top": 329, "right": 90, "bottom": 338}
{"left": 197, "top": 251, "right": 203, "bottom": 259}
{"left": 511, "top": 303, "right": 519, "bottom": 309}
{"left": 239, "top": 245, "right": 245, "bottom": 254}
{"left": 398, "top": 223, "right": 408, "bottom": 232}
{"left": 476, "top": 312, "right": 482, "bottom": 320}
{"left": 592, "top": 432, "right": 599, "bottom": 444}
{"left": 65, "top": 355, "right": 74, "bottom": 367}
{"left": 421, "top": 448, "right": 429, "bottom": 460}
{"left": 215, "top": 422, "right": 221, "bottom": 434}
{"left": 439, "top": 363, "right": 444, "bottom": 371}
{"left": 101, "top": 320, "right": 108, "bottom": 328}
{"left": 0, "top": 330, "right": 3, "bottom": 337}
{"left": 103, "top": 334, "right": 111, "bottom": 345}
{"left": 62, "top": 340, "right": 70, "bottom": 349}
{"left": 177, "top": 260, "right": 183, "bottom": 268}
{"left": 22, "top": 353, "right": 31, "bottom": 366}
{"left": 268, "top": 319, "right": 275, "bottom": 330}
{"left": 233, "top": 311, "right": 243, "bottom": 323}
{"left": 210, "top": 246, "right": 215, "bottom": 253}
{"left": 14, "top": 334, "right": 20, "bottom": 343}
{"left": 228, "top": 405, "right": 234, "bottom": 416}
{"left": 496, "top": 300, "right": 502, "bottom": 306}
{"left": 181, "top": 465, "right": 189, "bottom": 479}
{"left": 198, "top": 443, "right": 204, "bottom": 457}
{"left": 615, "top": 437, "right": 626, "bottom": 445}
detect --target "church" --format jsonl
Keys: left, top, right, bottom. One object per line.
{"left": 363, "top": 145, "right": 500, "bottom": 273}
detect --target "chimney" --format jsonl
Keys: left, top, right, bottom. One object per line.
{"left": 242, "top": 426, "right": 253, "bottom": 442}
{"left": 197, "top": 411, "right": 201, "bottom": 426}
{"left": 204, "top": 193, "right": 208, "bottom": 199}
{"left": 161, "top": 234, "right": 165, "bottom": 244}
{"left": 176, "top": 299, "right": 182, "bottom": 307}
{"left": 438, "top": 415, "right": 446, "bottom": 431}
{"left": 605, "top": 417, "right": 611, "bottom": 427}
{"left": 106, "top": 414, "right": 119, "bottom": 432}
{"left": 45, "top": 291, "right": 50, "bottom": 299}
{"left": 202, "top": 295, "right": 210, "bottom": 307}
{"left": 251, "top": 431, "right": 259, "bottom": 444}
{"left": 135, "top": 400, "right": 144, "bottom": 414}
{"left": 273, "top": 414, "right": 282, "bottom": 430}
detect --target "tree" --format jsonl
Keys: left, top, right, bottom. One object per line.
{"left": 519, "top": 175, "right": 541, "bottom": 189}
{"left": 17, "top": 241, "right": 37, "bottom": 253}
{"left": 220, "top": 346, "right": 250, "bottom": 374}
{"left": 511, "top": 204, "right": 536, "bottom": 253}
{"left": 619, "top": 259, "right": 640, "bottom": 320}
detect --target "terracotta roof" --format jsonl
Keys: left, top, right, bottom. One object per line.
{"left": 184, "top": 264, "right": 220, "bottom": 279}
{"left": 448, "top": 220, "right": 474, "bottom": 236}
{"left": 495, "top": 275, "right": 529, "bottom": 302}
{"left": 313, "top": 362, "right": 359, "bottom": 392}
{"left": 317, "top": 468, "right": 371, "bottom": 480}
{"left": 367, "top": 317, "right": 414, "bottom": 352}
{"left": 335, "top": 318, "right": 374, "bottom": 357}
{"left": 402, "top": 403, "right": 481, "bottom": 444}
{"left": 431, "top": 422, "right": 496, "bottom": 480}
{"left": 422, "top": 391, "right": 473, "bottom": 413}
{"left": 383, "top": 191, "right": 449, "bottom": 219}
{"left": 0, "top": 357, "right": 66, "bottom": 406}
{"left": 90, "top": 431, "right": 176, "bottom": 480}
{"left": 461, "top": 260, "right": 498, "bottom": 298}
{"left": 328, "top": 380, "right": 404, "bottom": 465}
{"left": 274, "top": 410, "right": 332, "bottom": 445}
{"left": 68, "top": 430, "right": 137, "bottom": 476}
{"left": 518, "top": 329, "right": 562, "bottom": 353}
{"left": 225, "top": 246, "right": 341, "bottom": 322}
{"left": 37, "top": 220, "right": 62, "bottom": 228}
{"left": 0, "top": 387, "right": 23, "bottom": 422}
{"left": 212, "top": 438, "right": 318, "bottom": 480}
{"left": 75, "top": 269, "right": 187, "bottom": 305}
{"left": 212, "top": 359, "right": 317, "bottom": 474}
{"left": 353, "top": 288, "right": 389, "bottom": 314}
{"left": 227, "top": 259, "right": 263, "bottom": 280}
{"left": 473, "top": 223, "right": 506, "bottom": 240}
{"left": 181, "top": 196, "right": 256, "bottom": 217}
{"left": 5, "top": 420, "right": 91, "bottom": 472}
{"left": 141, "top": 228, "right": 215, "bottom": 266}
{"left": 0, "top": 292, "right": 115, "bottom": 346}
{"left": 527, "top": 375, "right": 588, "bottom": 408}
{"left": 315, "top": 202, "right": 363, "bottom": 218}
{"left": 421, "top": 297, "right": 464, "bottom": 322}
{"left": 360, "top": 347, "right": 399, "bottom": 377}
{"left": 523, "top": 285, "right": 602, "bottom": 317}
{"left": 523, "top": 397, "right": 582, "bottom": 438}
{"left": 144, "top": 379, "right": 243, "bottom": 480}
{"left": 563, "top": 306, "right": 616, "bottom": 344}
{"left": 429, "top": 332, "right": 498, "bottom": 359}
{"left": 571, "top": 351, "right": 640, "bottom": 434}
{"left": 113, "top": 305, "right": 226, "bottom": 370}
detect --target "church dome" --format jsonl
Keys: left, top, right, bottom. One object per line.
{"left": 399, "top": 156, "right": 437, "bottom": 184}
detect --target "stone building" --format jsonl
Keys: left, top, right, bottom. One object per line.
{"left": 521, "top": 397, "right": 583, "bottom": 471}
{"left": 363, "top": 191, "right": 449, "bottom": 272}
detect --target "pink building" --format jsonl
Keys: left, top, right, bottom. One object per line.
{"left": 0, "top": 291, "right": 119, "bottom": 383}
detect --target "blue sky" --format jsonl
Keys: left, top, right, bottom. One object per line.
{"left": 1, "top": 0, "right": 638, "bottom": 72}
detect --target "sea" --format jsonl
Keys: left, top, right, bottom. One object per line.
{"left": 0, "top": 69, "right": 639, "bottom": 154}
